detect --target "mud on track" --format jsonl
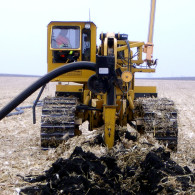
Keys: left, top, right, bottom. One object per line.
{"left": 0, "top": 77, "right": 194, "bottom": 194}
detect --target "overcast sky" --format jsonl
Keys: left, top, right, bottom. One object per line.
{"left": 0, "top": 0, "right": 194, "bottom": 77}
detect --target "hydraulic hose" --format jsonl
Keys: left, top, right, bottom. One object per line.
{"left": 6, "top": 101, "right": 43, "bottom": 117}
{"left": 0, "top": 62, "right": 96, "bottom": 120}
{"left": 7, "top": 105, "right": 32, "bottom": 116}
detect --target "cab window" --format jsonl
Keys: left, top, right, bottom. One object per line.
{"left": 82, "top": 29, "right": 91, "bottom": 61}
{"left": 51, "top": 26, "right": 80, "bottom": 49}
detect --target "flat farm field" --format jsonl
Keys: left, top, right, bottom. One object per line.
{"left": 0, "top": 77, "right": 194, "bottom": 194}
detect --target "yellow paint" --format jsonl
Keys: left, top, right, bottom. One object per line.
{"left": 84, "top": 90, "right": 90, "bottom": 105}
{"left": 104, "top": 105, "right": 117, "bottom": 148}
{"left": 128, "top": 95, "right": 134, "bottom": 110}
{"left": 56, "top": 84, "right": 83, "bottom": 92}
{"left": 121, "top": 71, "right": 133, "bottom": 83}
{"left": 148, "top": 0, "right": 156, "bottom": 43}
{"left": 134, "top": 86, "right": 156, "bottom": 93}
{"left": 45, "top": 5, "right": 158, "bottom": 148}
{"left": 132, "top": 68, "right": 155, "bottom": 73}
{"left": 47, "top": 21, "right": 97, "bottom": 83}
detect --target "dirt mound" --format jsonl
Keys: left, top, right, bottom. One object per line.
{"left": 19, "top": 128, "right": 194, "bottom": 194}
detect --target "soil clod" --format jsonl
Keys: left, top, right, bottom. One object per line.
{"left": 19, "top": 133, "right": 194, "bottom": 195}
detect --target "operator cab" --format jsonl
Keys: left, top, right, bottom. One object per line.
{"left": 47, "top": 21, "right": 97, "bottom": 82}
{"left": 49, "top": 22, "right": 95, "bottom": 64}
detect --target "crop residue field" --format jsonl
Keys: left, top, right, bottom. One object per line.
{"left": 0, "top": 77, "right": 194, "bottom": 194}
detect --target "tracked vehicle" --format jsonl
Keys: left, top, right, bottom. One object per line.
{"left": 41, "top": 0, "right": 177, "bottom": 150}
{"left": 0, "top": 0, "right": 178, "bottom": 150}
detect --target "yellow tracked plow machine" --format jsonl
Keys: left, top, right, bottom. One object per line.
{"left": 0, "top": 0, "right": 178, "bottom": 150}
{"left": 41, "top": 0, "right": 177, "bottom": 150}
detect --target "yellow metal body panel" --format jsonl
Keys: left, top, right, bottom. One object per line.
{"left": 47, "top": 21, "right": 97, "bottom": 83}
{"left": 134, "top": 86, "right": 156, "bottom": 94}
{"left": 132, "top": 67, "right": 155, "bottom": 73}
{"left": 104, "top": 105, "right": 117, "bottom": 148}
{"left": 56, "top": 84, "right": 83, "bottom": 92}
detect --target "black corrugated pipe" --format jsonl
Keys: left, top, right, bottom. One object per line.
{"left": 0, "top": 62, "right": 96, "bottom": 120}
